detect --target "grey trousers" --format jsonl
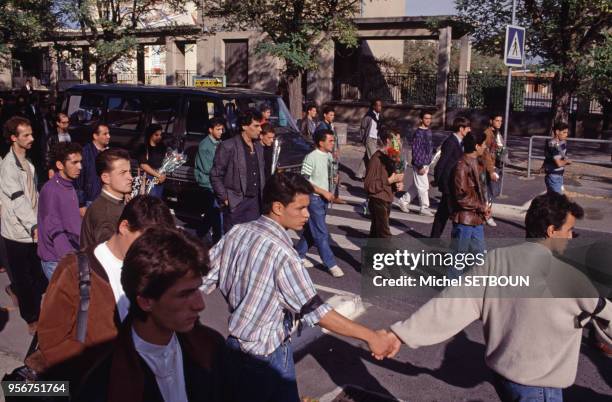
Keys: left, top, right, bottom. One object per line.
{"left": 357, "top": 137, "right": 379, "bottom": 178}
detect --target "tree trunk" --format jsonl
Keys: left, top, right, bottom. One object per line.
{"left": 96, "top": 63, "right": 113, "bottom": 83}
{"left": 549, "top": 72, "right": 572, "bottom": 133}
{"left": 286, "top": 72, "right": 303, "bottom": 119}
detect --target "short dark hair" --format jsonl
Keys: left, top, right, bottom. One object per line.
{"left": 379, "top": 127, "right": 397, "bottom": 145}
{"left": 305, "top": 103, "right": 317, "bottom": 113}
{"left": 463, "top": 132, "right": 487, "bottom": 153}
{"left": 260, "top": 123, "right": 275, "bottom": 135}
{"left": 3, "top": 116, "right": 31, "bottom": 143}
{"left": 144, "top": 124, "right": 163, "bottom": 143}
{"left": 525, "top": 192, "right": 584, "bottom": 238}
{"left": 490, "top": 113, "right": 503, "bottom": 121}
{"left": 95, "top": 148, "right": 131, "bottom": 177}
{"left": 314, "top": 129, "right": 333, "bottom": 148}
{"left": 51, "top": 142, "right": 82, "bottom": 170}
{"left": 238, "top": 109, "right": 262, "bottom": 131}
{"left": 208, "top": 117, "right": 225, "bottom": 130}
{"left": 56, "top": 113, "right": 69, "bottom": 123}
{"left": 121, "top": 227, "right": 209, "bottom": 321}
{"left": 117, "top": 195, "right": 175, "bottom": 232}
{"left": 262, "top": 172, "right": 314, "bottom": 214}
{"left": 419, "top": 110, "right": 432, "bottom": 120}
{"left": 260, "top": 104, "right": 272, "bottom": 113}
{"left": 553, "top": 121, "right": 569, "bottom": 132}
{"left": 322, "top": 105, "right": 335, "bottom": 115}
{"left": 452, "top": 116, "right": 471, "bottom": 132}
{"left": 370, "top": 98, "right": 382, "bottom": 108}
{"left": 92, "top": 123, "right": 108, "bottom": 137}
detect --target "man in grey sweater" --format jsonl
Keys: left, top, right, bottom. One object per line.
{"left": 383, "top": 192, "right": 611, "bottom": 401}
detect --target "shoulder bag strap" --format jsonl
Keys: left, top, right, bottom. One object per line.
{"left": 76, "top": 252, "right": 91, "bottom": 343}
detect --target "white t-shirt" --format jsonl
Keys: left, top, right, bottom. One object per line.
{"left": 94, "top": 242, "right": 129, "bottom": 321}
{"left": 132, "top": 328, "right": 188, "bottom": 402}
{"left": 368, "top": 112, "right": 380, "bottom": 139}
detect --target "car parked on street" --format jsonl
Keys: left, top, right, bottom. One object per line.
{"left": 62, "top": 84, "right": 312, "bottom": 218}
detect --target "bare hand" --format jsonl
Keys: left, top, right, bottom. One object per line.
{"left": 396, "top": 182, "right": 404, "bottom": 192}
{"left": 388, "top": 173, "right": 404, "bottom": 184}
{"left": 32, "top": 228, "right": 38, "bottom": 242}
{"left": 79, "top": 207, "right": 87, "bottom": 217}
{"left": 157, "top": 174, "right": 167, "bottom": 184}
{"left": 485, "top": 205, "right": 492, "bottom": 219}
{"left": 25, "top": 350, "right": 46, "bottom": 373}
{"left": 565, "top": 159, "right": 571, "bottom": 165}
{"left": 322, "top": 191, "right": 335, "bottom": 202}
{"left": 417, "top": 167, "right": 427, "bottom": 176}
{"left": 491, "top": 172, "right": 500, "bottom": 182}
{"left": 124, "top": 193, "right": 133, "bottom": 203}
{"left": 368, "top": 329, "right": 401, "bottom": 360}
{"left": 385, "top": 331, "right": 402, "bottom": 359}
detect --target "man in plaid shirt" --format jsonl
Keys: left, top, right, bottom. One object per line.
{"left": 201, "top": 172, "right": 396, "bottom": 402}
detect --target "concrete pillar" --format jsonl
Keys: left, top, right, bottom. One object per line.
{"left": 458, "top": 34, "right": 471, "bottom": 108}
{"left": 436, "top": 26, "right": 452, "bottom": 128}
{"left": 0, "top": 50, "right": 13, "bottom": 89}
{"left": 49, "top": 47, "right": 59, "bottom": 92}
{"left": 136, "top": 45, "right": 145, "bottom": 84}
{"left": 82, "top": 46, "right": 91, "bottom": 83}
{"left": 165, "top": 37, "right": 185, "bottom": 86}
{"left": 313, "top": 41, "right": 335, "bottom": 107}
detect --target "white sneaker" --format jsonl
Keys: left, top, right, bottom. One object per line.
{"left": 486, "top": 218, "right": 497, "bottom": 227}
{"left": 361, "top": 201, "right": 370, "bottom": 217}
{"left": 302, "top": 258, "right": 314, "bottom": 268}
{"left": 329, "top": 265, "right": 345, "bottom": 278}
{"left": 398, "top": 200, "right": 410, "bottom": 213}
{"left": 419, "top": 208, "right": 434, "bottom": 217}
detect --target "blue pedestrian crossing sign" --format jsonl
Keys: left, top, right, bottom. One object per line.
{"left": 504, "top": 25, "right": 526, "bottom": 67}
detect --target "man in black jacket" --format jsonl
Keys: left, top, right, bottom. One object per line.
{"left": 75, "top": 227, "right": 225, "bottom": 402}
{"left": 210, "top": 109, "right": 266, "bottom": 233}
{"left": 430, "top": 116, "right": 471, "bottom": 238}
{"left": 44, "top": 113, "right": 71, "bottom": 178}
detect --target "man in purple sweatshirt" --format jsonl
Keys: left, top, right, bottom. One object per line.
{"left": 37, "top": 142, "right": 83, "bottom": 280}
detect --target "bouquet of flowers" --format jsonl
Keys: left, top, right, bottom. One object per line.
{"left": 387, "top": 135, "right": 406, "bottom": 173}
{"left": 145, "top": 149, "right": 187, "bottom": 194}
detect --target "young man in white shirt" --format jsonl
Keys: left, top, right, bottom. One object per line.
{"left": 27, "top": 196, "right": 175, "bottom": 388}
{"left": 296, "top": 129, "right": 344, "bottom": 277}
{"left": 76, "top": 227, "right": 225, "bottom": 402}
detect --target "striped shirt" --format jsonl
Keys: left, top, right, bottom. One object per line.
{"left": 201, "top": 216, "right": 332, "bottom": 356}
{"left": 301, "top": 149, "right": 333, "bottom": 192}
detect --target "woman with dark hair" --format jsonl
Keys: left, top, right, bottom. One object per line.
{"left": 137, "top": 124, "right": 168, "bottom": 198}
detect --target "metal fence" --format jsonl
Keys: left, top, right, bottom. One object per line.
{"left": 175, "top": 70, "right": 196, "bottom": 86}
{"left": 333, "top": 72, "right": 604, "bottom": 115}
{"left": 526, "top": 136, "right": 612, "bottom": 178}
{"left": 334, "top": 72, "right": 437, "bottom": 105}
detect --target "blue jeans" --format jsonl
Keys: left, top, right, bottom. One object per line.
{"left": 296, "top": 195, "right": 336, "bottom": 268}
{"left": 545, "top": 173, "right": 563, "bottom": 194}
{"left": 146, "top": 174, "right": 165, "bottom": 199}
{"left": 450, "top": 223, "right": 486, "bottom": 277}
{"left": 224, "top": 337, "right": 299, "bottom": 402}
{"left": 41, "top": 260, "right": 58, "bottom": 281}
{"left": 494, "top": 373, "right": 563, "bottom": 402}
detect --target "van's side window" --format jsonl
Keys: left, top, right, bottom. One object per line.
{"left": 107, "top": 96, "right": 143, "bottom": 131}
{"left": 186, "top": 97, "right": 215, "bottom": 135}
{"left": 150, "top": 97, "right": 179, "bottom": 135}
{"left": 67, "top": 93, "right": 104, "bottom": 125}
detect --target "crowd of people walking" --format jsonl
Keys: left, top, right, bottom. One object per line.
{"left": 0, "top": 91, "right": 609, "bottom": 402}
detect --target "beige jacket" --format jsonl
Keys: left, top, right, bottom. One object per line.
{"left": 390, "top": 242, "right": 612, "bottom": 388}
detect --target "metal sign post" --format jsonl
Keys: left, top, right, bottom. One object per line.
{"left": 499, "top": 0, "right": 524, "bottom": 196}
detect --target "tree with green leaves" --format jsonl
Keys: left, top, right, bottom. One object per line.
{"left": 55, "top": 0, "right": 192, "bottom": 83}
{"left": 456, "top": 0, "right": 611, "bottom": 129}
{"left": 201, "top": 0, "right": 361, "bottom": 117}
{"left": 0, "top": 0, "right": 56, "bottom": 69}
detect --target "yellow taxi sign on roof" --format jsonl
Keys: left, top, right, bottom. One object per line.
{"left": 193, "top": 76, "right": 226, "bottom": 88}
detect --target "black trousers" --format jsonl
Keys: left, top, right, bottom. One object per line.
{"left": 223, "top": 196, "right": 261, "bottom": 234}
{"left": 3, "top": 238, "right": 47, "bottom": 324}
{"left": 369, "top": 198, "right": 391, "bottom": 238}
{"left": 198, "top": 189, "right": 223, "bottom": 244}
{"left": 430, "top": 193, "right": 453, "bottom": 238}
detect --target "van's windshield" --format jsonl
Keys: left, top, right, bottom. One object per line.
{"left": 222, "top": 96, "right": 298, "bottom": 133}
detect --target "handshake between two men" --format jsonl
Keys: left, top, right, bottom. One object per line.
{"left": 317, "top": 309, "right": 402, "bottom": 361}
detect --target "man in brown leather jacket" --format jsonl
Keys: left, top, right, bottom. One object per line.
{"left": 451, "top": 131, "right": 491, "bottom": 260}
